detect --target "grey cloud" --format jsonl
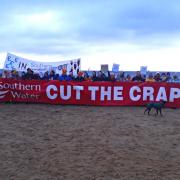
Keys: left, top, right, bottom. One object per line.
{"left": 1, "top": 0, "right": 180, "bottom": 55}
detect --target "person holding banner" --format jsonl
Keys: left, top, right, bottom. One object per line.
{"left": 154, "top": 72, "right": 162, "bottom": 82}
{"left": 125, "top": 74, "right": 132, "bottom": 82}
{"left": 146, "top": 73, "right": 155, "bottom": 82}
{"left": 92, "top": 71, "right": 98, "bottom": 81}
{"left": 59, "top": 68, "right": 72, "bottom": 81}
{"left": 24, "top": 68, "right": 34, "bottom": 80}
{"left": 49, "top": 70, "right": 56, "bottom": 80}
{"left": 116, "top": 71, "right": 125, "bottom": 82}
{"left": 42, "top": 71, "right": 49, "bottom": 80}
{"left": 75, "top": 71, "right": 85, "bottom": 82}
{"left": 132, "top": 71, "right": 145, "bottom": 82}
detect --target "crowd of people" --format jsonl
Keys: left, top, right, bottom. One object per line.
{"left": 1, "top": 68, "right": 180, "bottom": 83}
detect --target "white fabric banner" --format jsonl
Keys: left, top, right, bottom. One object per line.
{"left": 112, "top": 63, "right": 120, "bottom": 72}
{"left": 101, "top": 64, "right": 109, "bottom": 72}
{"left": 3, "top": 53, "right": 81, "bottom": 75}
{"left": 140, "top": 66, "right": 147, "bottom": 75}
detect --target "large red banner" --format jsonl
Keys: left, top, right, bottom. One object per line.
{"left": 0, "top": 78, "right": 179, "bottom": 108}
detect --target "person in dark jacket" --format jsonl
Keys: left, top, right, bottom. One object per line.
{"left": 132, "top": 71, "right": 145, "bottom": 82}
{"left": 24, "top": 68, "right": 34, "bottom": 80}
{"left": 91, "top": 71, "right": 98, "bottom": 81}
{"left": 75, "top": 71, "right": 85, "bottom": 82}
{"left": 49, "top": 70, "right": 56, "bottom": 80}
{"left": 42, "top": 71, "right": 49, "bottom": 80}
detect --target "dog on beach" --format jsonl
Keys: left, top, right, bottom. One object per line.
{"left": 144, "top": 101, "right": 166, "bottom": 116}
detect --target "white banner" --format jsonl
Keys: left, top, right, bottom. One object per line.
{"left": 101, "top": 64, "right": 109, "bottom": 72}
{"left": 112, "top": 63, "right": 120, "bottom": 72}
{"left": 3, "top": 53, "right": 81, "bottom": 75}
{"left": 140, "top": 66, "right": 147, "bottom": 75}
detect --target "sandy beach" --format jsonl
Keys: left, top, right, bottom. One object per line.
{"left": 0, "top": 103, "right": 180, "bottom": 180}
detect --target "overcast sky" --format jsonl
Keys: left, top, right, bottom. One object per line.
{"left": 0, "top": 0, "right": 180, "bottom": 71}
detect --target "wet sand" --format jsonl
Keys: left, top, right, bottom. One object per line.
{"left": 0, "top": 104, "right": 180, "bottom": 180}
